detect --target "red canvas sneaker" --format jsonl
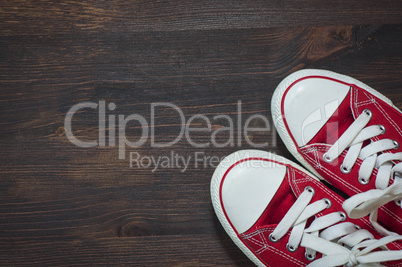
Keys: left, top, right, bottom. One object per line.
{"left": 210, "top": 150, "right": 402, "bottom": 266}
{"left": 271, "top": 69, "right": 402, "bottom": 236}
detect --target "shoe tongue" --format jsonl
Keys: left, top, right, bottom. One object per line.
{"left": 306, "top": 91, "right": 354, "bottom": 146}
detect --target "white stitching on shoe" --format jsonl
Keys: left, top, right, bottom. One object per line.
{"left": 302, "top": 146, "right": 402, "bottom": 229}
{"left": 290, "top": 157, "right": 402, "bottom": 236}
{"left": 301, "top": 145, "right": 361, "bottom": 194}
{"left": 375, "top": 102, "right": 402, "bottom": 136}
{"left": 243, "top": 229, "right": 306, "bottom": 266}
{"left": 325, "top": 96, "right": 402, "bottom": 235}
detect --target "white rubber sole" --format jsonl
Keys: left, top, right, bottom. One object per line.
{"left": 210, "top": 149, "right": 319, "bottom": 267}
{"left": 271, "top": 69, "right": 398, "bottom": 183}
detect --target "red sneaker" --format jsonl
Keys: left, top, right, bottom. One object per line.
{"left": 272, "top": 69, "right": 402, "bottom": 236}
{"left": 211, "top": 150, "right": 402, "bottom": 266}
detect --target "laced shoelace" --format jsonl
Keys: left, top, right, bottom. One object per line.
{"left": 269, "top": 187, "right": 402, "bottom": 267}
{"left": 322, "top": 109, "right": 402, "bottom": 236}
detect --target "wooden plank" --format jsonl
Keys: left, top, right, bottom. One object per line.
{"left": 0, "top": 235, "right": 254, "bottom": 266}
{"left": 1, "top": 26, "right": 402, "bottom": 141}
{"left": 0, "top": 1, "right": 401, "bottom": 35}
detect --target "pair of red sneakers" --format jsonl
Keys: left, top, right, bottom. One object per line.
{"left": 211, "top": 70, "right": 402, "bottom": 266}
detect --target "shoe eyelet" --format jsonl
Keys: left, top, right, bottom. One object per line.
{"left": 340, "top": 164, "right": 351, "bottom": 174}
{"left": 378, "top": 125, "right": 386, "bottom": 134}
{"left": 305, "top": 186, "right": 315, "bottom": 196}
{"left": 323, "top": 153, "right": 333, "bottom": 163}
{"left": 305, "top": 252, "right": 316, "bottom": 261}
{"left": 393, "top": 140, "right": 399, "bottom": 150}
{"left": 358, "top": 176, "right": 370, "bottom": 185}
{"left": 269, "top": 233, "right": 279, "bottom": 243}
{"left": 394, "top": 199, "right": 401, "bottom": 207}
{"left": 363, "top": 109, "right": 372, "bottom": 117}
{"left": 339, "top": 211, "right": 347, "bottom": 221}
{"left": 286, "top": 243, "right": 298, "bottom": 252}
{"left": 323, "top": 198, "right": 332, "bottom": 208}
{"left": 355, "top": 225, "right": 361, "bottom": 230}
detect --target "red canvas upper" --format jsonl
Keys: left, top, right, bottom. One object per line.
{"left": 219, "top": 157, "right": 402, "bottom": 267}
{"left": 281, "top": 77, "right": 402, "bottom": 234}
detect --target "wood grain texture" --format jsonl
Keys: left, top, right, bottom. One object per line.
{"left": 1, "top": 1, "right": 402, "bottom": 266}
{"left": 1, "top": 1, "right": 402, "bottom": 35}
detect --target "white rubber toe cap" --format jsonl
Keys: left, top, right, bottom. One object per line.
{"left": 221, "top": 160, "right": 286, "bottom": 234}
{"left": 283, "top": 77, "right": 350, "bottom": 147}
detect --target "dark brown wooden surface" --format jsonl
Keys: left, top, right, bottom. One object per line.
{"left": 1, "top": 1, "right": 402, "bottom": 266}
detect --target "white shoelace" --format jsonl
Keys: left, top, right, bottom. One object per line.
{"left": 322, "top": 109, "right": 402, "bottom": 236}
{"left": 269, "top": 187, "right": 402, "bottom": 266}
